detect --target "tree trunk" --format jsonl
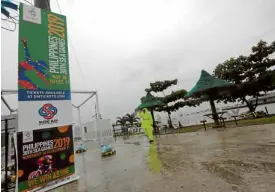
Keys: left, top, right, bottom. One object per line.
{"left": 243, "top": 96, "right": 259, "bottom": 112}
{"left": 243, "top": 98, "right": 253, "bottom": 112}
{"left": 150, "top": 109, "right": 155, "bottom": 124}
{"left": 209, "top": 97, "right": 219, "bottom": 126}
{"left": 253, "top": 95, "right": 259, "bottom": 112}
{"left": 162, "top": 91, "right": 173, "bottom": 128}
{"left": 167, "top": 111, "right": 173, "bottom": 128}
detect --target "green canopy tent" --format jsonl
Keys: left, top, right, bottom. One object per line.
{"left": 136, "top": 92, "right": 165, "bottom": 124}
{"left": 185, "top": 70, "right": 235, "bottom": 126}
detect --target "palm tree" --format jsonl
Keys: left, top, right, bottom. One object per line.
{"left": 116, "top": 116, "right": 127, "bottom": 126}
{"left": 124, "top": 113, "right": 139, "bottom": 126}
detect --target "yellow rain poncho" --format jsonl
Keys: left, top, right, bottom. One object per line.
{"left": 137, "top": 108, "right": 154, "bottom": 141}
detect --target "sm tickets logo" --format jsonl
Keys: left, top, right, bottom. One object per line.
{"left": 39, "top": 103, "right": 58, "bottom": 119}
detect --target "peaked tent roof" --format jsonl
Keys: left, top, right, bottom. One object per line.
{"left": 185, "top": 70, "right": 234, "bottom": 98}
{"left": 136, "top": 92, "right": 165, "bottom": 111}
{"left": 141, "top": 92, "right": 157, "bottom": 103}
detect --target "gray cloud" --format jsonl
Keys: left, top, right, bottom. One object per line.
{"left": 2, "top": 0, "right": 275, "bottom": 123}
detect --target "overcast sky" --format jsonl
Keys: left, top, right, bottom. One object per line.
{"left": 1, "top": 0, "right": 275, "bottom": 123}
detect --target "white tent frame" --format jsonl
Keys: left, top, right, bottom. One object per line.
{"left": 1, "top": 89, "right": 101, "bottom": 124}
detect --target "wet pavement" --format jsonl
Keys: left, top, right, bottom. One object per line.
{"left": 54, "top": 124, "right": 275, "bottom": 192}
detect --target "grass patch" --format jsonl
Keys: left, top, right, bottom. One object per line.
{"left": 237, "top": 115, "right": 275, "bottom": 126}
{"left": 115, "top": 116, "right": 275, "bottom": 137}
{"left": 176, "top": 115, "right": 275, "bottom": 134}
{"left": 178, "top": 126, "right": 203, "bottom": 133}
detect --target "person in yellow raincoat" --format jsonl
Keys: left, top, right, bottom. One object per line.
{"left": 137, "top": 108, "right": 154, "bottom": 143}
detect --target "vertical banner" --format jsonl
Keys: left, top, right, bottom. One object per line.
{"left": 16, "top": 126, "right": 75, "bottom": 192}
{"left": 18, "top": 3, "right": 72, "bottom": 131}
{"left": 16, "top": 4, "right": 78, "bottom": 192}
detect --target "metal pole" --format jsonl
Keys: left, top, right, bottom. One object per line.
{"left": 77, "top": 93, "right": 95, "bottom": 108}
{"left": 95, "top": 104, "right": 97, "bottom": 118}
{"left": 77, "top": 107, "right": 81, "bottom": 125}
{"left": 95, "top": 91, "right": 103, "bottom": 145}
{"left": 2, "top": 95, "right": 13, "bottom": 113}
{"left": 95, "top": 91, "right": 101, "bottom": 118}
{"left": 77, "top": 108, "right": 85, "bottom": 141}
{"left": 5, "top": 119, "right": 9, "bottom": 192}
{"left": 34, "top": 0, "right": 51, "bottom": 10}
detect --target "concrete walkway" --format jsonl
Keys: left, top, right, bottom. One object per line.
{"left": 54, "top": 124, "right": 275, "bottom": 192}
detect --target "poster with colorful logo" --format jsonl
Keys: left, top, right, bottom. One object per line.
{"left": 16, "top": 125, "right": 75, "bottom": 192}
{"left": 18, "top": 3, "right": 72, "bottom": 131}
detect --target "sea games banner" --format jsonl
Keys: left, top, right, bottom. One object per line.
{"left": 16, "top": 126, "right": 75, "bottom": 192}
{"left": 18, "top": 3, "right": 72, "bottom": 130}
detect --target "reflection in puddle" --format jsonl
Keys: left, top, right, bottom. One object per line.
{"left": 147, "top": 142, "right": 162, "bottom": 173}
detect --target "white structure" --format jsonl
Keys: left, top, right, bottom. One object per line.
{"left": 1, "top": 114, "right": 18, "bottom": 131}
{"left": 1, "top": 114, "right": 17, "bottom": 165}
{"left": 1, "top": 89, "right": 100, "bottom": 118}
{"left": 73, "top": 125, "right": 82, "bottom": 140}
{"left": 82, "top": 119, "right": 113, "bottom": 144}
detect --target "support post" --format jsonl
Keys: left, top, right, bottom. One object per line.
{"left": 112, "top": 125, "right": 116, "bottom": 141}
{"left": 77, "top": 93, "right": 95, "bottom": 108}
{"left": 150, "top": 109, "right": 158, "bottom": 135}
{"left": 233, "top": 116, "right": 238, "bottom": 126}
{"left": 200, "top": 120, "right": 207, "bottom": 131}
{"left": 77, "top": 107, "right": 81, "bottom": 125}
{"left": 150, "top": 109, "right": 155, "bottom": 124}
{"left": 1, "top": 95, "right": 14, "bottom": 113}
{"left": 168, "top": 111, "right": 173, "bottom": 128}
{"left": 95, "top": 91, "right": 101, "bottom": 118}
{"left": 209, "top": 97, "right": 219, "bottom": 127}
{"left": 5, "top": 119, "right": 9, "bottom": 192}
{"left": 95, "top": 91, "right": 103, "bottom": 145}
{"left": 265, "top": 107, "right": 269, "bottom": 116}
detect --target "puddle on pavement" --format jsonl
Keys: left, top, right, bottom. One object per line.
{"left": 51, "top": 136, "right": 162, "bottom": 192}
{"left": 124, "top": 141, "right": 141, "bottom": 145}
{"left": 146, "top": 142, "right": 162, "bottom": 173}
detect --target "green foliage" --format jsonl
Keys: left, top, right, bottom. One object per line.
{"left": 145, "top": 79, "right": 178, "bottom": 93}
{"left": 156, "top": 99, "right": 201, "bottom": 112}
{"left": 140, "top": 96, "right": 145, "bottom": 103}
{"left": 116, "top": 113, "right": 139, "bottom": 126}
{"left": 146, "top": 80, "right": 201, "bottom": 113}
{"left": 124, "top": 113, "right": 139, "bottom": 125}
{"left": 143, "top": 79, "right": 202, "bottom": 112}
{"left": 214, "top": 56, "right": 248, "bottom": 84}
{"left": 142, "top": 79, "right": 201, "bottom": 127}
{"left": 116, "top": 116, "right": 127, "bottom": 126}
{"left": 160, "top": 89, "right": 187, "bottom": 103}
{"left": 214, "top": 40, "right": 275, "bottom": 112}
{"left": 146, "top": 80, "right": 178, "bottom": 111}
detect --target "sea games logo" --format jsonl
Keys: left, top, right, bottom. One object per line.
{"left": 38, "top": 103, "right": 58, "bottom": 125}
